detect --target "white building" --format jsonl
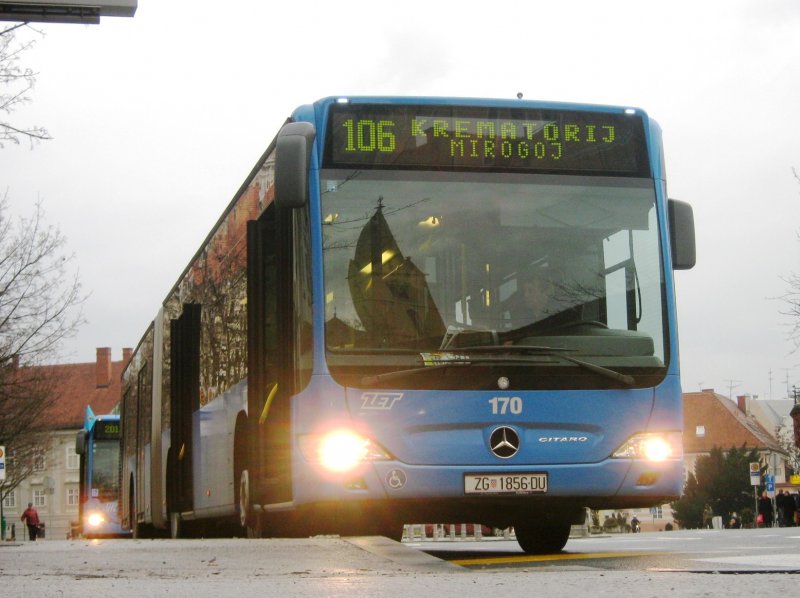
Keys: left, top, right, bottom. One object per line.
{"left": 1, "top": 348, "right": 128, "bottom": 540}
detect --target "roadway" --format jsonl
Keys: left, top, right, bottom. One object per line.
{"left": 412, "top": 526, "right": 800, "bottom": 572}
{"left": 1, "top": 528, "right": 799, "bottom": 596}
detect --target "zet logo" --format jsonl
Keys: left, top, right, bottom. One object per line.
{"left": 360, "top": 392, "right": 403, "bottom": 410}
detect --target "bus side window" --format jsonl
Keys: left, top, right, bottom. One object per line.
{"left": 603, "top": 231, "right": 633, "bottom": 330}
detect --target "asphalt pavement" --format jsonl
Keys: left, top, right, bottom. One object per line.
{"left": 2, "top": 531, "right": 800, "bottom": 596}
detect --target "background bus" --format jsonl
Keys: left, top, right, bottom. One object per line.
{"left": 75, "top": 410, "right": 128, "bottom": 538}
{"left": 121, "top": 96, "right": 695, "bottom": 552}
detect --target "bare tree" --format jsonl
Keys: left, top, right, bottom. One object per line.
{"left": 782, "top": 278, "right": 800, "bottom": 352}
{"left": 776, "top": 422, "right": 800, "bottom": 477}
{"left": 1, "top": 23, "right": 51, "bottom": 147}
{"left": 0, "top": 369, "right": 56, "bottom": 502}
{"left": 782, "top": 168, "right": 800, "bottom": 350}
{"left": 0, "top": 197, "right": 84, "bottom": 507}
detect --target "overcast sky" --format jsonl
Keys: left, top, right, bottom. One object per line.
{"left": 3, "top": 0, "right": 800, "bottom": 400}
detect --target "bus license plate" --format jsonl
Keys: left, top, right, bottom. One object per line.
{"left": 464, "top": 473, "right": 548, "bottom": 495}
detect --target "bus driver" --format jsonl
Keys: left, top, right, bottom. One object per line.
{"left": 506, "top": 265, "right": 563, "bottom": 326}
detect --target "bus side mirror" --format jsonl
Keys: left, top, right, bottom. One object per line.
{"left": 668, "top": 198, "right": 696, "bottom": 270}
{"left": 75, "top": 430, "right": 87, "bottom": 455}
{"left": 275, "top": 122, "right": 316, "bottom": 209}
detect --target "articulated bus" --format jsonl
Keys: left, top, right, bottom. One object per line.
{"left": 121, "top": 96, "right": 695, "bottom": 552}
{"left": 75, "top": 412, "right": 128, "bottom": 538}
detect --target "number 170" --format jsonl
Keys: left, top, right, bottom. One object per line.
{"left": 489, "top": 396, "right": 522, "bottom": 415}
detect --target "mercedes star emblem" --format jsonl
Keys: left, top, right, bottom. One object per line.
{"left": 489, "top": 426, "right": 520, "bottom": 459}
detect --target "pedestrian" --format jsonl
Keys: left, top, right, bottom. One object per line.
{"left": 20, "top": 502, "right": 40, "bottom": 541}
{"left": 777, "top": 490, "right": 794, "bottom": 527}
{"left": 757, "top": 491, "right": 773, "bottom": 528}
{"left": 794, "top": 492, "right": 800, "bottom": 526}
{"left": 702, "top": 505, "right": 713, "bottom": 529}
{"left": 782, "top": 491, "right": 796, "bottom": 527}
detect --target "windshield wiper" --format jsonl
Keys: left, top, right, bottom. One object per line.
{"left": 447, "top": 345, "right": 636, "bottom": 387}
{"left": 359, "top": 354, "right": 537, "bottom": 386}
{"left": 360, "top": 361, "right": 472, "bottom": 386}
{"left": 359, "top": 344, "right": 635, "bottom": 387}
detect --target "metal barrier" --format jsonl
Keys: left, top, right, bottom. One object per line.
{"left": 403, "top": 523, "right": 513, "bottom": 542}
{"left": 403, "top": 523, "right": 588, "bottom": 542}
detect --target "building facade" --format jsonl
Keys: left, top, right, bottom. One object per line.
{"left": 684, "top": 390, "right": 787, "bottom": 484}
{"left": 596, "top": 389, "right": 788, "bottom": 532}
{"left": 1, "top": 348, "right": 128, "bottom": 540}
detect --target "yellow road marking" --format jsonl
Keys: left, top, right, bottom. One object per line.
{"left": 451, "top": 551, "right": 664, "bottom": 567}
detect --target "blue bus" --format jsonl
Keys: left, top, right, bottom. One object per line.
{"left": 121, "top": 96, "right": 695, "bottom": 552}
{"left": 75, "top": 411, "right": 128, "bottom": 538}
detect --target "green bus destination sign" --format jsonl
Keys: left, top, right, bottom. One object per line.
{"left": 324, "top": 104, "right": 649, "bottom": 176}
{"left": 95, "top": 421, "right": 121, "bottom": 439}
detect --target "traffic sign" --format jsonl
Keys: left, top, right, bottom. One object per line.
{"left": 750, "top": 461, "right": 761, "bottom": 485}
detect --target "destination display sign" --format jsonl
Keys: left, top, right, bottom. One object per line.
{"left": 94, "top": 420, "right": 121, "bottom": 439}
{"left": 324, "top": 104, "right": 650, "bottom": 176}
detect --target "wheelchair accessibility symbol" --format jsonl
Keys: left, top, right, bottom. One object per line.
{"left": 386, "top": 469, "right": 406, "bottom": 490}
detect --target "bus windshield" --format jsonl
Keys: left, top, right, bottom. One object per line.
{"left": 321, "top": 170, "right": 666, "bottom": 389}
{"left": 91, "top": 438, "right": 120, "bottom": 501}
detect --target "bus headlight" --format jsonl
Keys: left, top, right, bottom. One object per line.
{"left": 87, "top": 512, "right": 106, "bottom": 528}
{"left": 612, "top": 432, "right": 682, "bottom": 462}
{"left": 299, "top": 429, "right": 392, "bottom": 473}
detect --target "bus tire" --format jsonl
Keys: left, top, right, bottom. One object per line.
{"left": 129, "top": 484, "right": 140, "bottom": 539}
{"left": 234, "top": 414, "right": 261, "bottom": 537}
{"left": 514, "top": 519, "right": 571, "bottom": 554}
{"left": 247, "top": 511, "right": 262, "bottom": 539}
{"left": 238, "top": 468, "right": 261, "bottom": 537}
{"left": 170, "top": 511, "right": 182, "bottom": 539}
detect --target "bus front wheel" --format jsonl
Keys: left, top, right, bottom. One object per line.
{"left": 514, "top": 518, "right": 571, "bottom": 554}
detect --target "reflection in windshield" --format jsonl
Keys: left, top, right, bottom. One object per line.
{"left": 345, "top": 197, "right": 446, "bottom": 347}
{"left": 92, "top": 439, "right": 120, "bottom": 501}
{"left": 321, "top": 170, "right": 666, "bottom": 386}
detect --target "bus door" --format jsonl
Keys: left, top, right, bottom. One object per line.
{"left": 247, "top": 206, "right": 293, "bottom": 505}
{"left": 169, "top": 303, "right": 201, "bottom": 514}
{"left": 135, "top": 368, "right": 149, "bottom": 522}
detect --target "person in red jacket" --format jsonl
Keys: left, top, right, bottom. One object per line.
{"left": 20, "top": 503, "right": 40, "bottom": 541}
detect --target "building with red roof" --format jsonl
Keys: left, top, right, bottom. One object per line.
{"left": 2, "top": 348, "right": 130, "bottom": 540}
{"left": 683, "top": 390, "right": 786, "bottom": 482}
{"left": 604, "top": 389, "right": 788, "bottom": 533}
